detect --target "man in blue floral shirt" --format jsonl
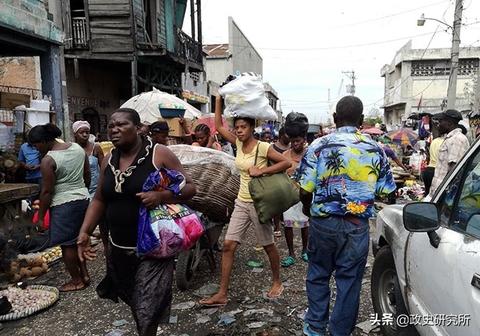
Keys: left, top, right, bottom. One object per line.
{"left": 299, "top": 96, "right": 396, "bottom": 336}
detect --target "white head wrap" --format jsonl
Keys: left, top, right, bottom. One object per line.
{"left": 72, "top": 120, "right": 91, "bottom": 134}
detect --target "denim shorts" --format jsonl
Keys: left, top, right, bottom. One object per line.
{"left": 49, "top": 199, "right": 89, "bottom": 247}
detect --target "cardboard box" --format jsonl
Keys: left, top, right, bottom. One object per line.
{"left": 159, "top": 117, "right": 192, "bottom": 137}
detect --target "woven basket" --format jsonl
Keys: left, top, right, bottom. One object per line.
{"left": 0, "top": 285, "right": 59, "bottom": 321}
{"left": 183, "top": 163, "right": 240, "bottom": 222}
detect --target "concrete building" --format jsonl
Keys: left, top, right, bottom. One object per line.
{"left": 264, "top": 82, "right": 283, "bottom": 126}
{"left": 203, "top": 17, "right": 265, "bottom": 114}
{"left": 203, "top": 17, "right": 263, "bottom": 84}
{"left": 381, "top": 41, "right": 480, "bottom": 128}
{"left": 0, "top": 0, "right": 65, "bottom": 131}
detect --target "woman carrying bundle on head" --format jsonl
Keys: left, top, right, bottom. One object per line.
{"left": 199, "top": 95, "right": 291, "bottom": 307}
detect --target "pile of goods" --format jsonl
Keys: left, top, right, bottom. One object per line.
{"left": 392, "top": 167, "right": 417, "bottom": 185}
{"left": 40, "top": 246, "right": 62, "bottom": 264}
{"left": 397, "top": 182, "right": 424, "bottom": 202}
{"left": 8, "top": 255, "right": 48, "bottom": 282}
{"left": 170, "top": 145, "right": 240, "bottom": 223}
{"left": 0, "top": 285, "right": 59, "bottom": 321}
{"left": 5, "top": 247, "right": 61, "bottom": 283}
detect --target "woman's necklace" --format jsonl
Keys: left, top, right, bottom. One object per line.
{"left": 108, "top": 137, "right": 153, "bottom": 193}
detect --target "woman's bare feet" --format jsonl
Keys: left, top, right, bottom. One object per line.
{"left": 267, "top": 282, "right": 284, "bottom": 299}
{"left": 59, "top": 280, "right": 86, "bottom": 292}
{"left": 199, "top": 292, "right": 228, "bottom": 307}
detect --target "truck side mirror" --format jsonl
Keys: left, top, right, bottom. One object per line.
{"left": 403, "top": 202, "right": 440, "bottom": 232}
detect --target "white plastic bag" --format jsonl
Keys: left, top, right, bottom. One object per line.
{"left": 283, "top": 202, "right": 309, "bottom": 224}
{"left": 218, "top": 73, "right": 277, "bottom": 121}
{"left": 409, "top": 152, "right": 426, "bottom": 175}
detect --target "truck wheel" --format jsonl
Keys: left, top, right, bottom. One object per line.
{"left": 371, "top": 246, "right": 418, "bottom": 336}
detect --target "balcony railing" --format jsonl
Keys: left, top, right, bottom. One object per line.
{"left": 176, "top": 29, "right": 203, "bottom": 66}
{"left": 72, "top": 17, "right": 89, "bottom": 49}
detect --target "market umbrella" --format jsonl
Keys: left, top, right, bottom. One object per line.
{"left": 194, "top": 113, "right": 227, "bottom": 134}
{"left": 361, "top": 127, "right": 384, "bottom": 135}
{"left": 387, "top": 128, "right": 418, "bottom": 145}
{"left": 121, "top": 87, "right": 201, "bottom": 124}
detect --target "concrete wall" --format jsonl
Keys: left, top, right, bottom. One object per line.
{"left": 204, "top": 57, "right": 231, "bottom": 85}
{"left": 228, "top": 17, "right": 262, "bottom": 76}
{"left": 0, "top": 1, "right": 63, "bottom": 43}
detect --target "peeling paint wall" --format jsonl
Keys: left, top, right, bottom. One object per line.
{"left": 0, "top": 57, "right": 42, "bottom": 91}
{"left": 0, "top": 1, "right": 63, "bottom": 43}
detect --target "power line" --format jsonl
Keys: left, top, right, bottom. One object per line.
{"left": 329, "top": 0, "right": 449, "bottom": 29}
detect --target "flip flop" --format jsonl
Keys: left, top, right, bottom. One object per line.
{"left": 198, "top": 299, "right": 228, "bottom": 308}
{"left": 301, "top": 252, "right": 309, "bottom": 262}
{"left": 266, "top": 284, "right": 285, "bottom": 300}
{"left": 281, "top": 256, "right": 296, "bottom": 267}
{"left": 246, "top": 260, "right": 264, "bottom": 268}
{"left": 59, "top": 281, "right": 86, "bottom": 292}
{"left": 274, "top": 231, "right": 282, "bottom": 237}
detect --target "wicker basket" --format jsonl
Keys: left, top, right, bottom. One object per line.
{"left": 0, "top": 285, "right": 59, "bottom": 321}
{"left": 183, "top": 163, "right": 240, "bottom": 223}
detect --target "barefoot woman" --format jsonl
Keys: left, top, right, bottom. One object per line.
{"left": 200, "top": 96, "right": 291, "bottom": 306}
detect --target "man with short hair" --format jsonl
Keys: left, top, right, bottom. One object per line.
{"left": 298, "top": 96, "right": 396, "bottom": 336}
{"left": 429, "top": 109, "right": 470, "bottom": 197}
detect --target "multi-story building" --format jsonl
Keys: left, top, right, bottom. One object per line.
{"left": 0, "top": 0, "right": 65, "bottom": 130}
{"left": 381, "top": 41, "right": 480, "bottom": 129}
{"left": 59, "top": 0, "right": 203, "bottom": 137}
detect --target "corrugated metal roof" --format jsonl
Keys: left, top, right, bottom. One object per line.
{"left": 203, "top": 44, "right": 230, "bottom": 58}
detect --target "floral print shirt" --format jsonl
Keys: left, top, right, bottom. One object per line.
{"left": 298, "top": 126, "right": 396, "bottom": 219}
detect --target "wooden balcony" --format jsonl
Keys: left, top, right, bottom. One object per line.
{"left": 176, "top": 29, "right": 203, "bottom": 67}
{"left": 72, "top": 17, "right": 89, "bottom": 49}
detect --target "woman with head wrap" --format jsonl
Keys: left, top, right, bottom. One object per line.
{"left": 73, "top": 121, "right": 104, "bottom": 199}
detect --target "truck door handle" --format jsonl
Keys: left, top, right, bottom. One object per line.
{"left": 472, "top": 273, "right": 480, "bottom": 290}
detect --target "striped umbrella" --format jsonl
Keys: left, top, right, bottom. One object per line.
{"left": 387, "top": 128, "right": 418, "bottom": 145}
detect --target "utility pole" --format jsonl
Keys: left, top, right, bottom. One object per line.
{"left": 447, "top": 0, "right": 463, "bottom": 110}
{"left": 342, "top": 70, "right": 356, "bottom": 95}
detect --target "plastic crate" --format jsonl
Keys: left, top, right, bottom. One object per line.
{"left": 159, "top": 108, "right": 185, "bottom": 118}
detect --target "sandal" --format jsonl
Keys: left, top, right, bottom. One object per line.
{"left": 301, "top": 252, "right": 309, "bottom": 262}
{"left": 280, "top": 256, "right": 296, "bottom": 267}
{"left": 59, "top": 281, "right": 86, "bottom": 292}
{"left": 274, "top": 231, "right": 282, "bottom": 238}
{"left": 246, "top": 260, "right": 264, "bottom": 268}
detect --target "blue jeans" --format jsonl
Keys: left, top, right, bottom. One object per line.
{"left": 305, "top": 216, "right": 369, "bottom": 336}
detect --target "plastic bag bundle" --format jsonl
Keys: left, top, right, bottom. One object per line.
{"left": 137, "top": 168, "right": 204, "bottom": 258}
{"left": 170, "top": 145, "right": 240, "bottom": 222}
{"left": 218, "top": 73, "right": 277, "bottom": 121}
{"left": 285, "top": 112, "right": 309, "bottom": 138}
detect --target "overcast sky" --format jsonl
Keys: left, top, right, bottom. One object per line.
{"left": 194, "top": 0, "right": 480, "bottom": 124}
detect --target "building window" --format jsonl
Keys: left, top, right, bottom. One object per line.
{"left": 411, "top": 59, "right": 479, "bottom": 77}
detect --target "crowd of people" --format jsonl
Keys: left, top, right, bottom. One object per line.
{"left": 12, "top": 93, "right": 473, "bottom": 336}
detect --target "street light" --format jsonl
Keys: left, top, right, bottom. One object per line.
{"left": 417, "top": 0, "right": 464, "bottom": 110}
{"left": 417, "top": 13, "right": 452, "bottom": 29}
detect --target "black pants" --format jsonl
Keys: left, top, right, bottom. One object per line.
{"left": 422, "top": 167, "right": 435, "bottom": 196}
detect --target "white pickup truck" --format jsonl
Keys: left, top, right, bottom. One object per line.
{"left": 371, "top": 138, "right": 480, "bottom": 336}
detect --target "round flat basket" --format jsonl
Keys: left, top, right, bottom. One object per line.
{"left": 0, "top": 285, "right": 59, "bottom": 321}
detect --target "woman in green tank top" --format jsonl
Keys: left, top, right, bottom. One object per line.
{"left": 29, "top": 124, "right": 91, "bottom": 292}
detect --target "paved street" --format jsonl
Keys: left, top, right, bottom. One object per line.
{"left": 1, "top": 223, "right": 380, "bottom": 336}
